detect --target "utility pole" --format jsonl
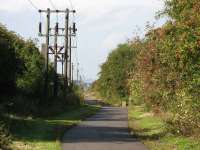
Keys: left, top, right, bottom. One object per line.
{"left": 53, "top": 22, "right": 58, "bottom": 97}
{"left": 69, "top": 27, "right": 72, "bottom": 85}
{"left": 39, "top": 8, "right": 76, "bottom": 97}
{"left": 64, "top": 9, "right": 69, "bottom": 87}
{"left": 42, "top": 8, "right": 50, "bottom": 100}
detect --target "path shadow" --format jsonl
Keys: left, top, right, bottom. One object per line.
{"left": 84, "top": 99, "right": 112, "bottom": 107}
{"left": 62, "top": 107, "right": 137, "bottom": 144}
{"left": 86, "top": 107, "right": 128, "bottom": 121}
{"left": 63, "top": 126, "right": 138, "bottom": 143}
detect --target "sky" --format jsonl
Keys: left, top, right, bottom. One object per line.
{"left": 0, "top": 0, "right": 166, "bottom": 81}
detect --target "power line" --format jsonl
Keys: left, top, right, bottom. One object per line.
{"left": 48, "top": 0, "right": 57, "bottom": 10}
{"left": 27, "top": 0, "right": 39, "bottom": 10}
{"left": 27, "top": 0, "right": 74, "bottom": 11}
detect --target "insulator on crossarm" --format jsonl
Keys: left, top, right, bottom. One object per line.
{"left": 56, "top": 22, "right": 59, "bottom": 33}
{"left": 73, "top": 22, "right": 76, "bottom": 34}
{"left": 39, "top": 22, "right": 42, "bottom": 34}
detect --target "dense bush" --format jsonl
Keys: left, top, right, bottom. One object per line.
{"left": 0, "top": 24, "right": 82, "bottom": 116}
{"left": 0, "top": 25, "right": 16, "bottom": 98}
{"left": 128, "top": 0, "right": 200, "bottom": 135}
{"left": 94, "top": 0, "right": 200, "bottom": 136}
{"left": 0, "top": 24, "right": 44, "bottom": 108}
{"left": 0, "top": 123, "right": 12, "bottom": 150}
{"left": 94, "top": 44, "right": 136, "bottom": 104}
{"left": 0, "top": 23, "right": 83, "bottom": 149}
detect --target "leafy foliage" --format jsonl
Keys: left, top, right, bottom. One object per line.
{"left": 0, "top": 24, "right": 82, "bottom": 115}
{"left": 0, "top": 23, "right": 83, "bottom": 149}
{"left": 0, "top": 123, "right": 12, "bottom": 150}
{"left": 94, "top": 44, "right": 136, "bottom": 104}
{"left": 0, "top": 25, "right": 16, "bottom": 98}
{"left": 95, "top": 0, "right": 200, "bottom": 136}
{"left": 129, "top": 0, "right": 200, "bottom": 135}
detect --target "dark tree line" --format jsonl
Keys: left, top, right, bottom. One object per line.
{"left": 0, "top": 23, "right": 81, "bottom": 115}
{"left": 0, "top": 25, "right": 16, "bottom": 97}
{"left": 0, "top": 23, "right": 82, "bottom": 149}
{"left": 0, "top": 24, "right": 47, "bottom": 114}
{"left": 93, "top": 44, "right": 135, "bottom": 104}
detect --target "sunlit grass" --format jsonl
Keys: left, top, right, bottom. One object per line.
{"left": 128, "top": 105, "right": 200, "bottom": 150}
{"left": 10, "top": 105, "right": 100, "bottom": 150}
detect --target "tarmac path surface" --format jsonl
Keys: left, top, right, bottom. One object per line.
{"left": 62, "top": 106, "right": 148, "bottom": 150}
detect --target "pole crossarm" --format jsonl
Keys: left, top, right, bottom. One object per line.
{"left": 50, "top": 27, "right": 65, "bottom": 31}
{"left": 39, "top": 9, "right": 76, "bottom": 13}
{"left": 39, "top": 33, "right": 76, "bottom": 37}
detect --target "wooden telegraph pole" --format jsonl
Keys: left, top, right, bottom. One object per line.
{"left": 69, "top": 27, "right": 72, "bottom": 85}
{"left": 39, "top": 8, "right": 50, "bottom": 100}
{"left": 53, "top": 21, "right": 58, "bottom": 97}
{"left": 64, "top": 9, "right": 69, "bottom": 87}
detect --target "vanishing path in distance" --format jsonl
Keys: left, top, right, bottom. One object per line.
{"left": 62, "top": 106, "right": 148, "bottom": 150}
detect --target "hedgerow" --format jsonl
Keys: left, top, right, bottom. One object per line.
{"left": 94, "top": 0, "right": 200, "bottom": 136}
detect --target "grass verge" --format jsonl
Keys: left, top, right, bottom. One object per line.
{"left": 128, "top": 105, "right": 200, "bottom": 150}
{"left": 9, "top": 105, "right": 100, "bottom": 150}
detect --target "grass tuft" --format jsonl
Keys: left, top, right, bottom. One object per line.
{"left": 9, "top": 105, "right": 100, "bottom": 150}
{"left": 128, "top": 105, "right": 200, "bottom": 150}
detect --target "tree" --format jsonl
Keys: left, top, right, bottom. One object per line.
{"left": 96, "top": 44, "right": 136, "bottom": 104}
{"left": 0, "top": 25, "right": 16, "bottom": 98}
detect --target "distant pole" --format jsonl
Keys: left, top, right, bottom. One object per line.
{"left": 44, "top": 8, "right": 50, "bottom": 99}
{"left": 64, "top": 9, "right": 69, "bottom": 87}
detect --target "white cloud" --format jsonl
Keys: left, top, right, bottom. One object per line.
{"left": 0, "top": 0, "right": 164, "bottom": 31}
{"left": 0, "top": 0, "right": 44, "bottom": 12}
{"left": 0, "top": 0, "right": 164, "bottom": 12}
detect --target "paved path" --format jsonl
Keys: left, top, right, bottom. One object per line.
{"left": 62, "top": 107, "right": 148, "bottom": 150}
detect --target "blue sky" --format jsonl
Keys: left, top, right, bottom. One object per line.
{"left": 0, "top": 0, "right": 165, "bottom": 81}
